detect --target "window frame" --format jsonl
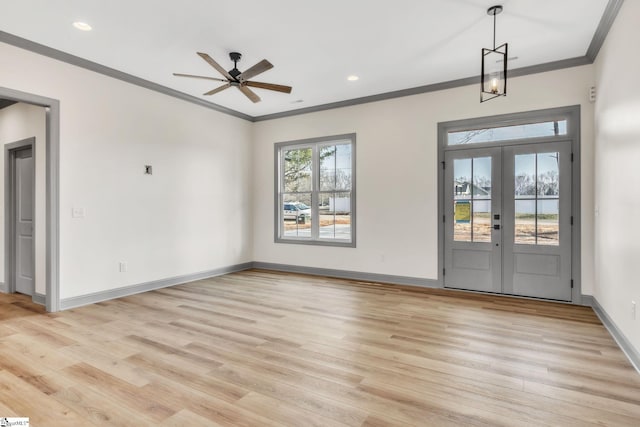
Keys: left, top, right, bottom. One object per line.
{"left": 274, "top": 133, "right": 356, "bottom": 247}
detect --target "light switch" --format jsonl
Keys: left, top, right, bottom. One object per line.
{"left": 72, "top": 207, "right": 85, "bottom": 218}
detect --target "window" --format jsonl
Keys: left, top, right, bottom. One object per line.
{"left": 448, "top": 119, "right": 567, "bottom": 146}
{"left": 275, "top": 134, "right": 355, "bottom": 246}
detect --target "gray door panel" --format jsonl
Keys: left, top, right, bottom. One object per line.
{"left": 502, "top": 142, "right": 572, "bottom": 301}
{"left": 444, "top": 142, "right": 571, "bottom": 301}
{"left": 444, "top": 148, "right": 501, "bottom": 293}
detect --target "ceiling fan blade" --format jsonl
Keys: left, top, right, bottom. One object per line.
{"left": 203, "top": 83, "right": 231, "bottom": 96}
{"left": 237, "top": 59, "right": 273, "bottom": 81}
{"left": 197, "top": 52, "right": 234, "bottom": 80}
{"left": 238, "top": 85, "right": 261, "bottom": 103}
{"left": 173, "top": 73, "right": 228, "bottom": 83}
{"left": 245, "top": 81, "right": 292, "bottom": 94}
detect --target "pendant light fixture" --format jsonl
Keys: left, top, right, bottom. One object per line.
{"left": 481, "top": 5, "right": 508, "bottom": 102}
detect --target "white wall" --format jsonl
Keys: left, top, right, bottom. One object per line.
{"left": 594, "top": 0, "right": 640, "bottom": 355}
{"left": 0, "top": 38, "right": 599, "bottom": 307}
{"left": 253, "top": 65, "right": 596, "bottom": 294}
{"left": 0, "top": 102, "right": 46, "bottom": 295}
{"left": 0, "top": 42, "right": 253, "bottom": 299}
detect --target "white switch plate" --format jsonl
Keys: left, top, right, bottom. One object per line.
{"left": 72, "top": 207, "right": 85, "bottom": 218}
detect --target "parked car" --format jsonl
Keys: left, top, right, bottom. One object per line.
{"left": 283, "top": 202, "right": 311, "bottom": 223}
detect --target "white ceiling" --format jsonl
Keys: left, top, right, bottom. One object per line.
{"left": 1, "top": 0, "right": 609, "bottom": 118}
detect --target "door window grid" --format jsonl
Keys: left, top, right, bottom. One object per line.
{"left": 514, "top": 152, "right": 560, "bottom": 246}
{"left": 453, "top": 157, "right": 492, "bottom": 243}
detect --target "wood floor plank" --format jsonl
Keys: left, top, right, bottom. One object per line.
{"left": 160, "top": 409, "right": 226, "bottom": 427}
{"left": 0, "top": 370, "right": 94, "bottom": 426}
{"left": 0, "top": 270, "right": 639, "bottom": 426}
{"left": 236, "top": 391, "right": 352, "bottom": 427}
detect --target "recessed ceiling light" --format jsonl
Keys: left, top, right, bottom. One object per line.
{"left": 73, "top": 22, "right": 92, "bottom": 31}
{"left": 347, "top": 75, "right": 359, "bottom": 81}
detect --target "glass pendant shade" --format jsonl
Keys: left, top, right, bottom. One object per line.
{"left": 481, "top": 43, "right": 508, "bottom": 102}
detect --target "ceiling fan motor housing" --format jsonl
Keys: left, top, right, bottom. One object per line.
{"left": 229, "top": 52, "right": 242, "bottom": 79}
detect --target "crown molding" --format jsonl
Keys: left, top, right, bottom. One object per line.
{"left": 0, "top": 31, "right": 252, "bottom": 121}
{"left": 586, "top": 0, "right": 625, "bottom": 62}
{"left": 0, "top": 0, "right": 624, "bottom": 123}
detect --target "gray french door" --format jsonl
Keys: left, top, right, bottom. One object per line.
{"left": 444, "top": 141, "right": 572, "bottom": 301}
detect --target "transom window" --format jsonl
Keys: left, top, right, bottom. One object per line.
{"left": 275, "top": 134, "right": 356, "bottom": 246}
{"left": 448, "top": 119, "right": 568, "bottom": 146}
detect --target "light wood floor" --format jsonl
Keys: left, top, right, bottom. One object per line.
{"left": 1, "top": 269, "right": 639, "bottom": 426}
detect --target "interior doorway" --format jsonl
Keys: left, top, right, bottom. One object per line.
{"left": 0, "top": 87, "right": 60, "bottom": 312}
{"left": 438, "top": 106, "right": 581, "bottom": 303}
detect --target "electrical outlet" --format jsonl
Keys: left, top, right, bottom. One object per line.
{"left": 72, "top": 207, "right": 85, "bottom": 218}
{"left": 119, "top": 262, "right": 127, "bottom": 273}
{"left": 632, "top": 301, "right": 637, "bottom": 320}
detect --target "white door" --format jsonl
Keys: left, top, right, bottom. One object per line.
{"left": 14, "top": 147, "right": 35, "bottom": 296}
{"left": 444, "top": 142, "right": 572, "bottom": 301}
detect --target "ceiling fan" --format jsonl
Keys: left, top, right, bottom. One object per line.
{"left": 173, "top": 52, "right": 292, "bottom": 103}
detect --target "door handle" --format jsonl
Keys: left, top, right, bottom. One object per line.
{"left": 493, "top": 224, "right": 500, "bottom": 230}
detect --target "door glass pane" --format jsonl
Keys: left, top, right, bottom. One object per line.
{"left": 515, "top": 200, "right": 536, "bottom": 244}
{"left": 537, "top": 152, "right": 559, "bottom": 197}
{"left": 513, "top": 152, "right": 561, "bottom": 246}
{"left": 473, "top": 201, "right": 491, "bottom": 242}
{"left": 453, "top": 157, "right": 492, "bottom": 243}
{"left": 472, "top": 157, "right": 491, "bottom": 242}
{"left": 473, "top": 157, "right": 492, "bottom": 198}
{"left": 537, "top": 200, "right": 559, "bottom": 246}
{"left": 454, "top": 159, "right": 472, "bottom": 242}
{"left": 514, "top": 154, "right": 536, "bottom": 196}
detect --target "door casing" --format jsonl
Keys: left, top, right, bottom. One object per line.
{"left": 437, "top": 105, "right": 582, "bottom": 304}
{"left": 0, "top": 87, "right": 60, "bottom": 312}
